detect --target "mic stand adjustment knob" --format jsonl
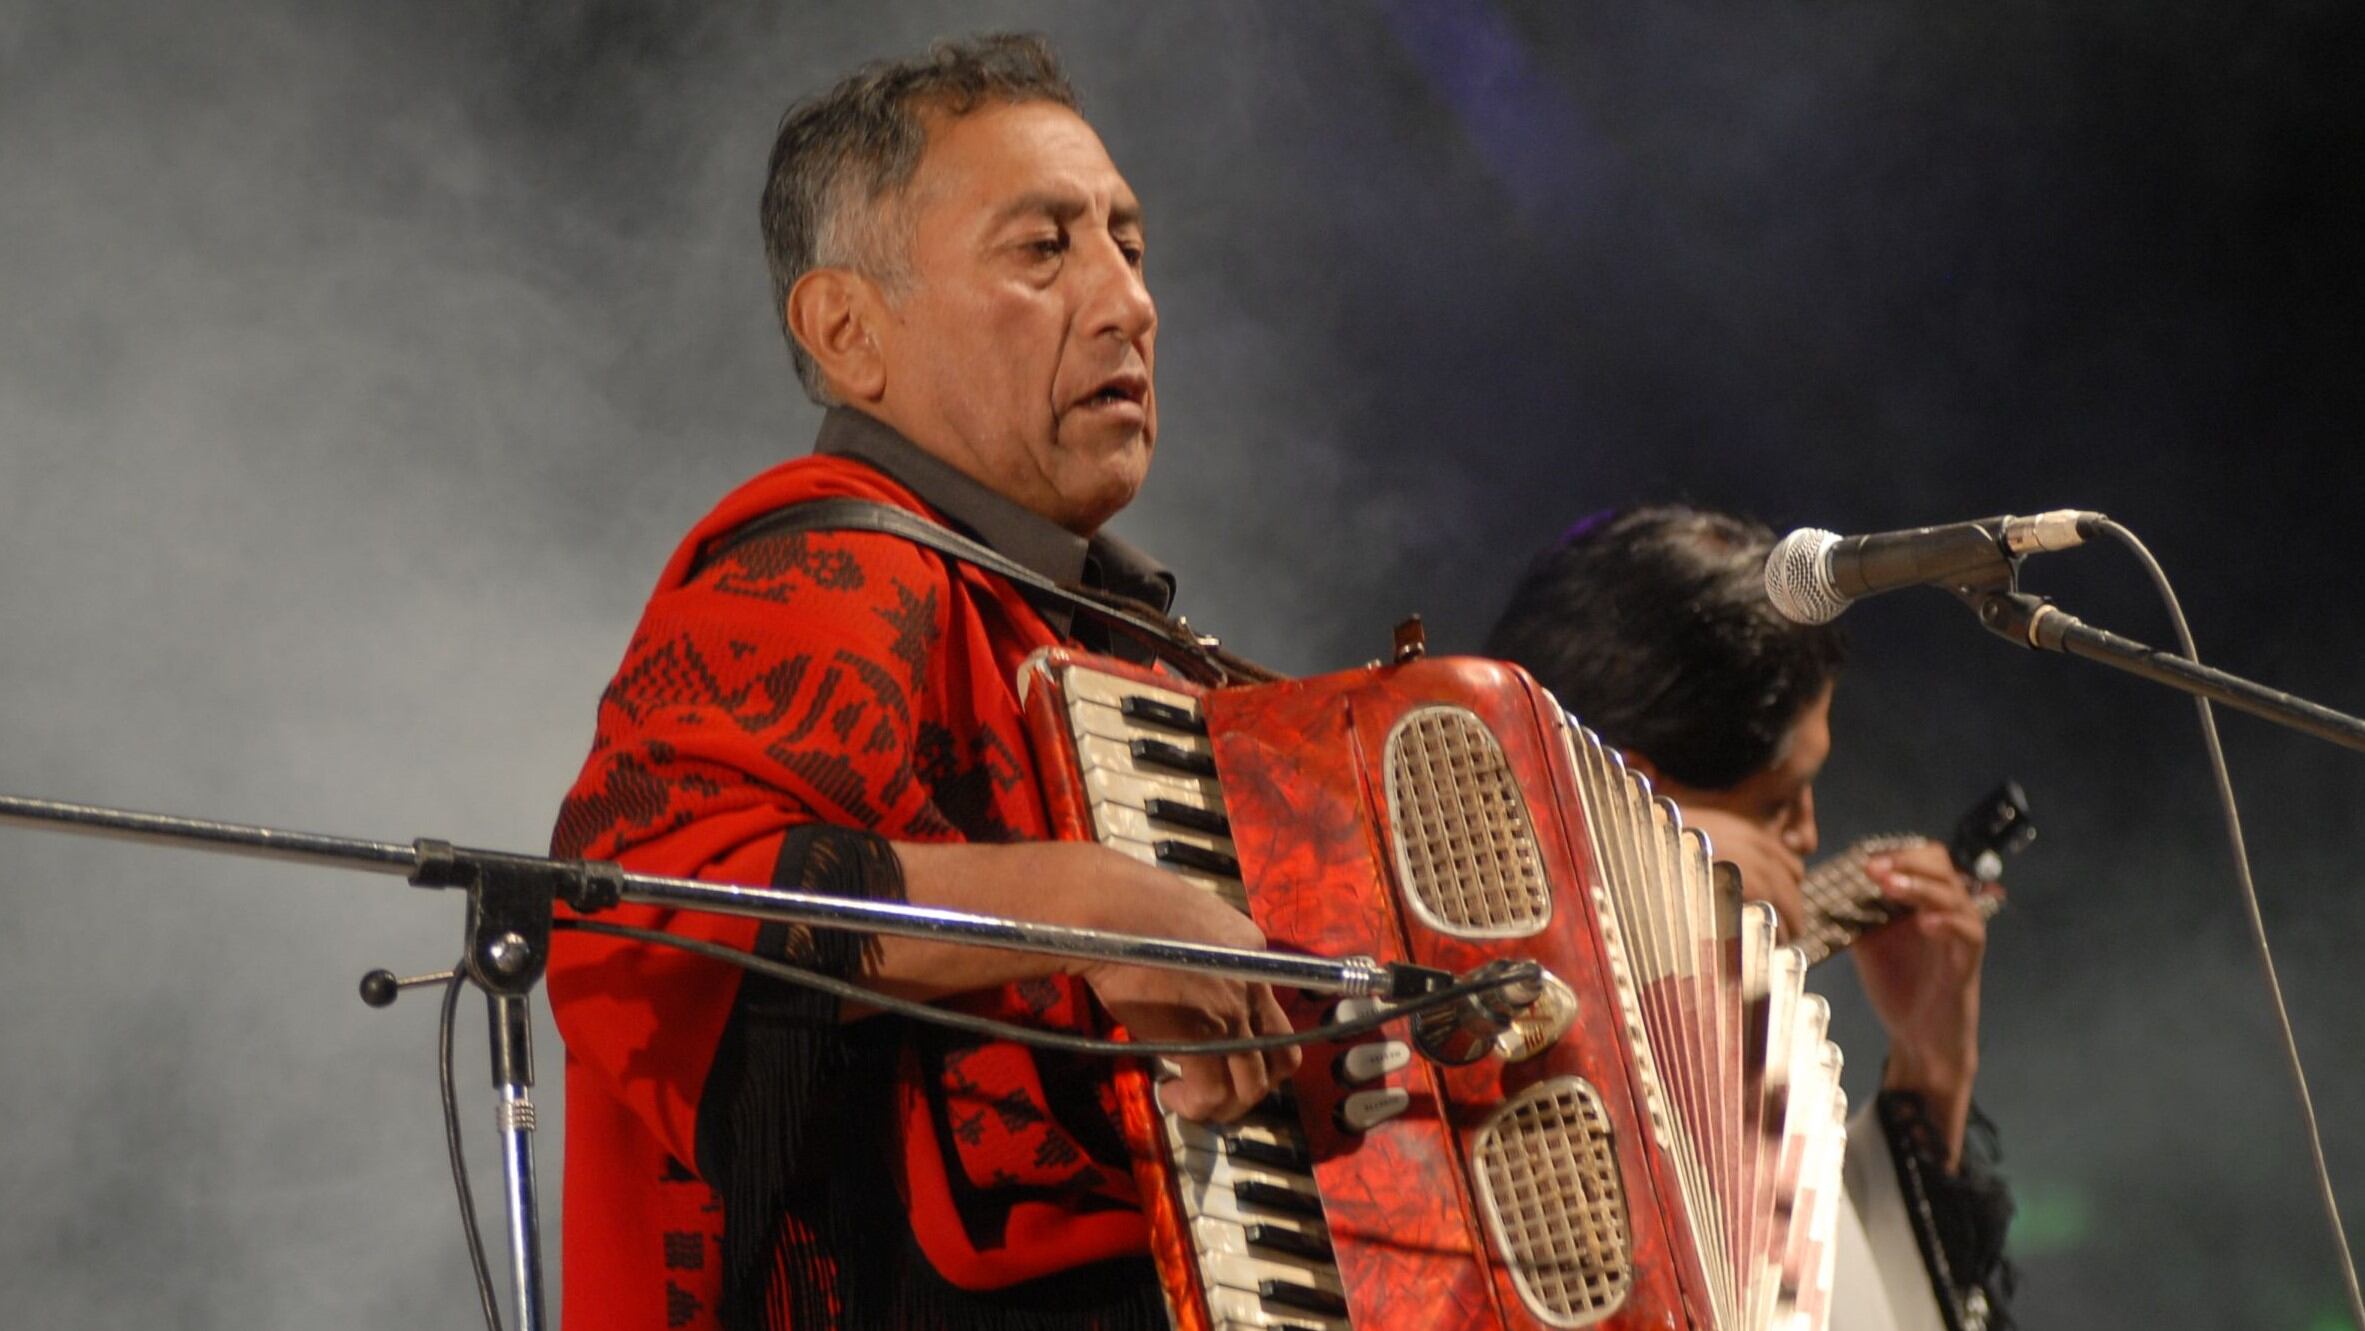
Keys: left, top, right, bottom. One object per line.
{"left": 358, "top": 966, "right": 458, "bottom": 1008}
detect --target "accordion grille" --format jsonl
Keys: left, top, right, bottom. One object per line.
{"left": 1384, "top": 705, "right": 1553, "bottom": 937}
{"left": 1474, "top": 1076, "right": 1634, "bottom": 1328}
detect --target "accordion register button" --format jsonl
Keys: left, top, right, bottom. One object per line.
{"left": 1333, "top": 1039, "right": 1410, "bottom": 1086}
{"left": 1334, "top": 1086, "right": 1410, "bottom": 1133}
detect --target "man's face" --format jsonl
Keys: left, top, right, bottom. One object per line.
{"left": 871, "top": 100, "right": 1156, "bottom": 534}
{"left": 1648, "top": 686, "right": 1832, "bottom": 940}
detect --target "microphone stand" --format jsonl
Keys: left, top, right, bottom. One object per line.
{"left": 1958, "top": 580, "right": 2365, "bottom": 753}
{"left": 0, "top": 792, "right": 1448, "bottom": 1331}
{"left": 1952, "top": 559, "right": 2365, "bottom": 1328}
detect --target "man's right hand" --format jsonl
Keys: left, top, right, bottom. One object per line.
{"left": 884, "top": 840, "right": 1299, "bottom": 1123}
{"left": 1069, "top": 848, "right": 1300, "bottom": 1123}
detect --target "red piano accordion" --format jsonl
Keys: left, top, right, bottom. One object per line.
{"left": 1020, "top": 648, "right": 1848, "bottom": 1331}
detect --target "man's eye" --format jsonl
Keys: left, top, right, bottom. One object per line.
{"left": 1028, "top": 236, "right": 1067, "bottom": 259}
{"left": 1119, "top": 243, "right": 1145, "bottom": 268}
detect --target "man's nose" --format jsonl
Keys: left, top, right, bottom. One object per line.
{"left": 1081, "top": 237, "right": 1156, "bottom": 345}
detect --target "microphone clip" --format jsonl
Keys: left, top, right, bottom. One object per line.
{"left": 1409, "top": 959, "right": 1547, "bottom": 1066}
{"left": 1943, "top": 546, "right": 2024, "bottom": 617}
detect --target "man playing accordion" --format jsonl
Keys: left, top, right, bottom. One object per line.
{"left": 548, "top": 34, "right": 1290, "bottom": 1331}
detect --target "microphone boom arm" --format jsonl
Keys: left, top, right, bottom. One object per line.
{"left": 1964, "top": 589, "right": 2365, "bottom": 754}
{"left": 0, "top": 792, "right": 1433, "bottom": 1000}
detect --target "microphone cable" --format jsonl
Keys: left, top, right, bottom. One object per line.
{"left": 2095, "top": 518, "right": 2363, "bottom": 1327}
{"left": 552, "top": 918, "right": 1540, "bottom": 1057}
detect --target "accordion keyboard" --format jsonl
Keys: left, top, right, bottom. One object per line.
{"left": 1055, "top": 664, "right": 1352, "bottom": 1331}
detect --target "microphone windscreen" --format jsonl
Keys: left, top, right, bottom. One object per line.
{"left": 1764, "top": 528, "right": 1848, "bottom": 624}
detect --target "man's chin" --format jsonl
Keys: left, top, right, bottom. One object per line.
{"left": 1055, "top": 482, "right": 1141, "bottom": 536}
{"left": 1048, "top": 457, "right": 1150, "bottom": 535}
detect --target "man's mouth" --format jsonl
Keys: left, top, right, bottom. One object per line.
{"left": 1077, "top": 373, "right": 1149, "bottom": 409}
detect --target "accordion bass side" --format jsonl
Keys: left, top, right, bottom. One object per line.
{"left": 1018, "top": 649, "right": 1847, "bottom": 1331}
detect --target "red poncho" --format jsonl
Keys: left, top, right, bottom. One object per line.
{"left": 547, "top": 455, "right": 1159, "bottom": 1330}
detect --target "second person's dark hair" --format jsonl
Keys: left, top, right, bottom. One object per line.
{"left": 1485, "top": 504, "right": 1848, "bottom": 789}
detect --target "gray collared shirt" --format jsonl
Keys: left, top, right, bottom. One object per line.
{"left": 812, "top": 407, "right": 1177, "bottom": 636}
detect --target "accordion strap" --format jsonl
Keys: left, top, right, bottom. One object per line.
{"left": 691, "top": 496, "right": 1277, "bottom": 686}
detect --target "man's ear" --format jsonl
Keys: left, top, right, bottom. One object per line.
{"left": 785, "top": 267, "right": 887, "bottom": 403}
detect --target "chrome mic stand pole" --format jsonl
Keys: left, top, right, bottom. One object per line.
{"left": 468, "top": 859, "right": 549, "bottom": 1331}
{"left": 487, "top": 991, "right": 545, "bottom": 1331}
{"left": 371, "top": 842, "right": 561, "bottom": 1331}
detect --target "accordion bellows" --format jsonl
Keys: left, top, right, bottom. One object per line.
{"left": 1019, "top": 649, "right": 1846, "bottom": 1331}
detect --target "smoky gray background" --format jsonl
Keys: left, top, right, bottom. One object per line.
{"left": 2, "top": 0, "right": 2359, "bottom": 1326}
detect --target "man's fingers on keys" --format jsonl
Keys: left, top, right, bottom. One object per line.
{"left": 1253, "top": 984, "right": 1300, "bottom": 1082}
{"left": 1157, "top": 1055, "right": 1233, "bottom": 1121}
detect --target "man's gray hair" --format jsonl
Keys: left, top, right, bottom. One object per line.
{"left": 760, "top": 33, "right": 1079, "bottom": 404}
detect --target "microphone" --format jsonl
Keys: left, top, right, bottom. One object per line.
{"left": 1763, "top": 509, "right": 2102, "bottom": 624}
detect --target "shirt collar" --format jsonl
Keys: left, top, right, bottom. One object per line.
{"left": 813, "top": 407, "right": 1176, "bottom": 614}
